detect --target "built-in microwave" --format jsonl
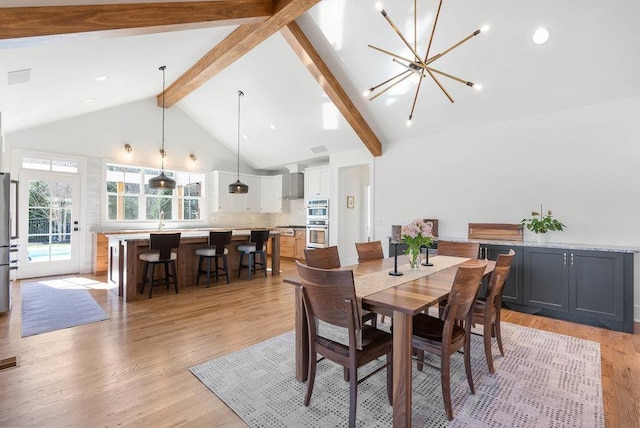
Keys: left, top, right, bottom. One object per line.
{"left": 306, "top": 198, "right": 329, "bottom": 219}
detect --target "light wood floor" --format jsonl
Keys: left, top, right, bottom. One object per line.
{"left": 0, "top": 260, "right": 638, "bottom": 427}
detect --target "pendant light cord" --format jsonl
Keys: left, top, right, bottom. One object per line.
{"left": 237, "top": 90, "right": 244, "bottom": 181}
{"left": 160, "top": 65, "right": 166, "bottom": 172}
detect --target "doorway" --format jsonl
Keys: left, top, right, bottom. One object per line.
{"left": 18, "top": 171, "right": 82, "bottom": 278}
{"left": 336, "top": 164, "right": 371, "bottom": 265}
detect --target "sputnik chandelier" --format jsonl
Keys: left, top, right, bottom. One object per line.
{"left": 366, "top": 0, "right": 489, "bottom": 125}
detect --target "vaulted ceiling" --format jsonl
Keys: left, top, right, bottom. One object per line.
{"left": 1, "top": 0, "right": 639, "bottom": 170}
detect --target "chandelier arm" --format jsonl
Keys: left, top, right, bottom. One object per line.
{"left": 379, "top": 10, "right": 428, "bottom": 69}
{"left": 369, "top": 73, "right": 413, "bottom": 101}
{"left": 408, "top": 75, "right": 425, "bottom": 121}
{"left": 425, "top": 68, "right": 454, "bottom": 103}
{"left": 369, "top": 69, "right": 412, "bottom": 94}
{"left": 425, "top": 29, "right": 482, "bottom": 65}
{"left": 427, "top": 67, "right": 475, "bottom": 87}
{"left": 423, "top": 0, "right": 443, "bottom": 62}
{"left": 368, "top": 44, "right": 417, "bottom": 65}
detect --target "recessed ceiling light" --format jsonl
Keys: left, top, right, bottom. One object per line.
{"left": 532, "top": 27, "right": 551, "bottom": 45}
{"left": 94, "top": 76, "right": 108, "bottom": 82}
{"left": 242, "top": 134, "right": 248, "bottom": 140}
{"left": 82, "top": 99, "right": 94, "bottom": 104}
{"left": 269, "top": 124, "right": 277, "bottom": 131}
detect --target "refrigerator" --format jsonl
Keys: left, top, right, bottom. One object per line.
{"left": 1, "top": 172, "right": 18, "bottom": 313}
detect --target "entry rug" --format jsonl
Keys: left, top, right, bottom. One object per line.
{"left": 21, "top": 282, "right": 109, "bottom": 337}
{"left": 190, "top": 322, "right": 603, "bottom": 427}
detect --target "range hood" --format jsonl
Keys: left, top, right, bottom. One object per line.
{"left": 282, "top": 172, "right": 304, "bottom": 199}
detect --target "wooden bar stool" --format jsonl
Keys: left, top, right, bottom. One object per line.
{"left": 237, "top": 230, "right": 270, "bottom": 280}
{"left": 195, "top": 231, "right": 232, "bottom": 287}
{"left": 139, "top": 233, "right": 181, "bottom": 299}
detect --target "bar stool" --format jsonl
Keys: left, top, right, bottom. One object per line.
{"left": 139, "top": 232, "right": 181, "bottom": 299}
{"left": 237, "top": 230, "right": 270, "bottom": 280}
{"left": 195, "top": 231, "right": 232, "bottom": 287}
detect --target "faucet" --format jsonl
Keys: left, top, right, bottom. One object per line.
{"left": 159, "top": 211, "right": 165, "bottom": 230}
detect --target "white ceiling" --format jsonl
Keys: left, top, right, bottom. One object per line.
{"left": 1, "top": 0, "right": 639, "bottom": 170}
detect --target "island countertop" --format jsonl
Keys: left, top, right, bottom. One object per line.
{"left": 106, "top": 230, "right": 281, "bottom": 301}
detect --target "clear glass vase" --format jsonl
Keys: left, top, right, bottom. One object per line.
{"left": 408, "top": 247, "right": 421, "bottom": 269}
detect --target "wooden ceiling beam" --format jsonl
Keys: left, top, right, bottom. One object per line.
{"left": 159, "top": 0, "right": 320, "bottom": 107}
{"left": 280, "top": 21, "right": 383, "bottom": 157}
{"left": 0, "top": 1, "right": 272, "bottom": 42}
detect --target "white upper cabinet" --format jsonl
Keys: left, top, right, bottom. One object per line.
{"left": 261, "top": 175, "right": 283, "bottom": 213}
{"left": 305, "top": 167, "right": 330, "bottom": 199}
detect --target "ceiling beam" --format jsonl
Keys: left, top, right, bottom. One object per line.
{"left": 280, "top": 21, "right": 383, "bottom": 157}
{"left": 0, "top": 1, "right": 272, "bottom": 42}
{"left": 159, "top": 0, "right": 320, "bottom": 107}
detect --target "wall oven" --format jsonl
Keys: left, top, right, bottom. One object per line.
{"left": 306, "top": 220, "right": 329, "bottom": 249}
{"left": 306, "top": 198, "right": 329, "bottom": 220}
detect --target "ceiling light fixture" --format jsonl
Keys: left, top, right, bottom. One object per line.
{"left": 190, "top": 153, "right": 197, "bottom": 162}
{"left": 148, "top": 65, "right": 176, "bottom": 190}
{"left": 124, "top": 143, "right": 133, "bottom": 153}
{"left": 367, "top": 0, "right": 487, "bottom": 122}
{"left": 228, "top": 90, "right": 248, "bottom": 194}
{"left": 532, "top": 27, "right": 551, "bottom": 45}
{"left": 94, "top": 76, "right": 108, "bottom": 82}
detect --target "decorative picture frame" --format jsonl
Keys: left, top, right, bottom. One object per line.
{"left": 347, "top": 196, "right": 354, "bottom": 209}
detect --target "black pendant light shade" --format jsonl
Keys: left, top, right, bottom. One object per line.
{"left": 149, "top": 65, "right": 176, "bottom": 190}
{"left": 229, "top": 90, "right": 248, "bottom": 194}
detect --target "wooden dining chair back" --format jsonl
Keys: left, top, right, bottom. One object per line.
{"left": 473, "top": 249, "right": 515, "bottom": 373}
{"left": 195, "top": 230, "right": 232, "bottom": 287}
{"left": 237, "top": 230, "right": 270, "bottom": 280}
{"left": 411, "top": 262, "right": 487, "bottom": 420}
{"left": 355, "top": 241, "right": 384, "bottom": 263}
{"left": 139, "top": 232, "right": 181, "bottom": 299}
{"left": 304, "top": 245, "right": 341, "bottom": 269}
{"left": 295, "top": 261, "right": 393, "bottom": 428}
{"left": 437, "top": 240, "right": 480, "bottom": 259}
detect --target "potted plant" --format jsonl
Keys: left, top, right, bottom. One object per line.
{"left": 521, "top": 205, "right": 566, "bottom": 243}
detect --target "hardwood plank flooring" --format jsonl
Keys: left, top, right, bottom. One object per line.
{"left": 0, "top": 260, "right": 638, "bottom": 427}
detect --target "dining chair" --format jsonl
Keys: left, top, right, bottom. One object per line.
{"left": 306, "top": 245, "right": 378, "bottom": 328}
{"left": 195, "top": 230, "right": 232, "bottom": 287}
{"left": 437, "top": 240, "right": 481, "bottom": 259}
{"left": 411, "top": 262, "right": 487, "bottom": 421}
{"left": 304, "top": 246, "right": 341, "bottom": 269}
{"left": 295, "top": 261, "right": 393, "bottom": 428}
{"left": 473, "top": 250, "right": 515, "bottom": 373}
{"left": 355, "top": 240, "right": 384, "bottom": 263}
{"left": 139, "top": 232, "right": 181, "bottom": 299}
{"left": 237, "top": 230, "right": 270, "bottom": 280}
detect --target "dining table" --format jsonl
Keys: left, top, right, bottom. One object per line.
{"left": 284, "top": 254, "right": 495, "bottom": 427}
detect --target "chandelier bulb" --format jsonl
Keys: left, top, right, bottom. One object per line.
{"left": 481, "top": 25, "right": 490, "bottom": 33}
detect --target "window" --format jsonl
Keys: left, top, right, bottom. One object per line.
{"left": 23, "top": 157, "right": 79, "bottom": 173}
{"left": 106, "top": 163, "right": 204, "bottom": 222}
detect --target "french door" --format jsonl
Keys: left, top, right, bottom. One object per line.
{"left": 18, "top": 171, "right": 82, "bottom": 279}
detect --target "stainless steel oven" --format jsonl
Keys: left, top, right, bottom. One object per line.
{"left": 306, "top": 198, "right": 329, "bottom": 220}
{"left": 306, "top": 220, "right": 329, "bottom": 249}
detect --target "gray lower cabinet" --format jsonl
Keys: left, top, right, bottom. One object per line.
{"left": 480, "top": 244, "right": 523, "bottom": 305}
{"left": 522, "top": 247, "right": 633, "bottom": 333}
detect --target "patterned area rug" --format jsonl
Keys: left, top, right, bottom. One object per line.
{"left": 190, "top": 322, "right": 603, "bottom": 427}
{"left": 21, "top": 281, "right": 109, "bottom": 337}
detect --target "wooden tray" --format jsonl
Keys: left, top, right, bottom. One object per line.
{"left": 468, "top": 223, "right": 523, "bottom": 241}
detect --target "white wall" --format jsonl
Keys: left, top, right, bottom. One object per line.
{"left": 370, "top": 95, "right": 640, "bottom": 321}
{"left": 337, "top": 165, "right": 369, "bottom": 265}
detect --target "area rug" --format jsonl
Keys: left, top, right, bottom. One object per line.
{"left": 190, "top": 322, "right": 603, "bottom": 427}
{"left": 21, "top": 282, "right": 109, "bottom": 337}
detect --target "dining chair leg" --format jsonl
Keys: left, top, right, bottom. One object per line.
{"left": 386, "top": 352, "right": 393, "bottom": 404}
{"left": 348, "top": 362, "right": 358, "bottom": 428}
{"left": 464, "top": 335, "right": 475, "bottom": 394}
{"left": 304, "top": 348, "right": 317, "bottom": 407}
{"left": 495, "top": 313, "right": 505, "bottom": 357}
{"left": 416, "top": 349, "right": 425, "bottom": 372}
{"left": 483, "top": 322, "right": 495, "bottom": 374}
{"left": 441, "top": 354, "right": 453, "bottom": 421}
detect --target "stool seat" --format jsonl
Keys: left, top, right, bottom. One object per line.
{"left": 195, "top": 247, "right": 229, "bottom": 257}
{"left": 139, "top": 251, "right": 178, "bottom": 262}
{"left": 237, "top": 244, "right": 265, "bottom": 253}
{"left": 196, "top": 231, "right": 232, "bottom": 287}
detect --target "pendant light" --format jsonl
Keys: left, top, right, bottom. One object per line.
{"left": 148, "top": 65, "right": 176, "bottom": 190}
{"left": 229, "top": 90, "right": 248, "bottom": 194}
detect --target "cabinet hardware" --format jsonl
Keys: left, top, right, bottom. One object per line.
{"left": 571, "top": 253, "right": 574, "bottom": 268}
{"left": 563, "top": 252, "right": 567, "bottom": 266}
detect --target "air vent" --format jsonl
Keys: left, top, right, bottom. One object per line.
{"left": 310, "top": 145, "right": 328, "bottom": 154}
{"left": 0, "top": 356, "right": 18, "bottom": 372}
{"left": 8, "top": 69, "right": 31, "bottom": 85}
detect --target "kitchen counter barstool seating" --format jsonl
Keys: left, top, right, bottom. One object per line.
{"left": 305, "top": 245, "right": 377, "bottom": 328}
{"left": 411, "top": 262, "right": 487, "bottom": 421}
{"left": 295, "top": 261, "right": 393, "bottom": 428}
{"left": 355, "top": 240, "right": 384, "bottom": 263}
{"left": 195, "top": 231, "right": 232, "bottom": 287}
{"left": 139, "top": 232, "right": 181, "bottom": 299}
{"left": 237, "top": 230, "right": 270, "bottom": 280}
{"left": 473, "top": 250, "right": 515, "bottom": 373}
{"left": 437, "top": 240, "right": 481, "bottom": 259}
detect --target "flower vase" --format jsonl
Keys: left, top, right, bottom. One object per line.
{"left": 408, "top": 248, "right": 421, "bottom": 269}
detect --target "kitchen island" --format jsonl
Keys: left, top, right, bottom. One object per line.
{"left": 106, "top": 230, "right": 280, "bottom": 301}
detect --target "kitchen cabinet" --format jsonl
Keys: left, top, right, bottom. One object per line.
{"left": 280, "top": 236, "right": 296, "bottom": 258}
{"left": 92, "top": 232, "right": 109, "bottom": 275}
{"left": 294, "top": 230, "right": 306, "bottom": 260}
{"left": 305, "top": 167, "right": 330, "bottom": 199}
{"left": 522, "top": 247, "right": 632, "bottom": 332}
{"left": 261, "top": 175, "right": 283, "bottom": 213}
{"left": 212, "top": 171, "right": 262, "bottom": 212}
{"left": 479, "top": 244, "right": 523, "bottom": 304}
